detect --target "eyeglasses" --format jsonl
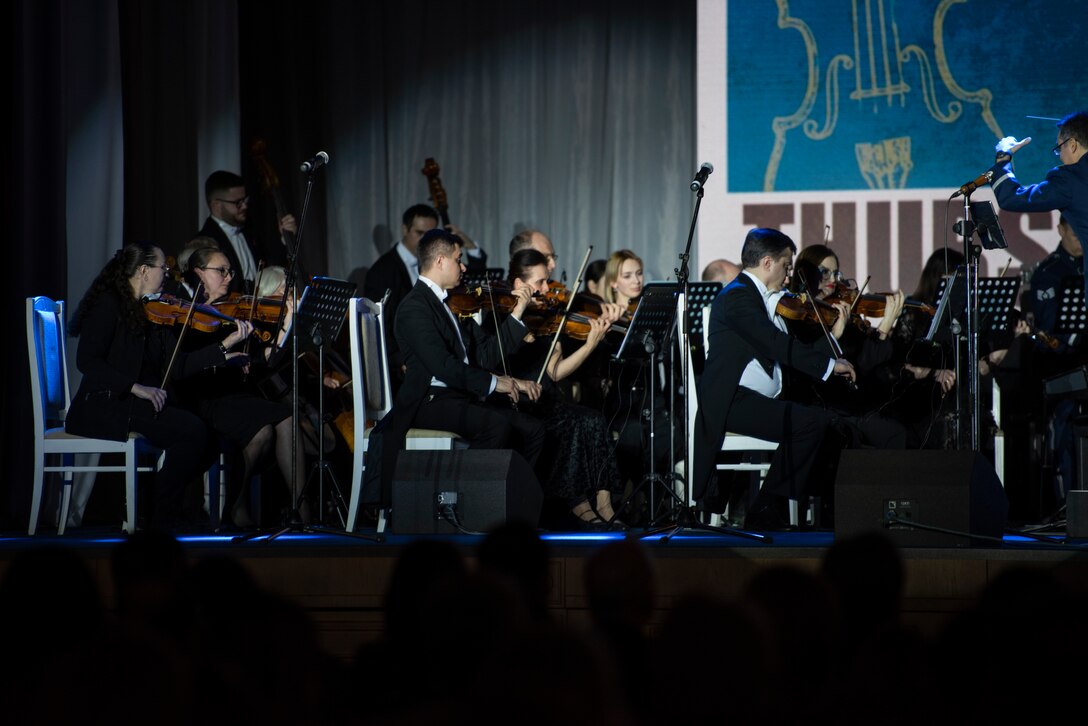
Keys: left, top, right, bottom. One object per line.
{"left": 215, "top": 196, "right": 250, "bottom": 208}
{"left": 818, "top": 266, "right": 844, "bottom": 281}
{"left": 200, "top": 266, "right": 235, "bottom": 278}
{"left": 547, "top": 253, "right": 559, "bottom": 263}
{"left": 157, "top": 264, "right": 172, "bottom": 274}
{"left": 1053, "top": 138, "right": 1074, "bottom": 157}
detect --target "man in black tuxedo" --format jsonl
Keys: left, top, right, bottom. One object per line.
{"left": 692, "top": 228, "right": 856, "bottom": 529}
{"left": 197, "top": 170, "right": 296, "bottom": 294}
{"left": 365, "top": 204, "right": 489, "bottom": 391}
{"left": 363, "top": 228, "right": 545, "bottom": 505}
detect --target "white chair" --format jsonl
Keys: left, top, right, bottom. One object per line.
{"left": 344, "top": 297, "right": 461, "bottom": 532}
{"left": 991, "top": 377, "right": 1005, "bottom": 487}
{"left": 26, "top": 296, "right": 161, "bottom": 535}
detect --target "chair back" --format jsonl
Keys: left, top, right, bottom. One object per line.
{"left": 349, "top": 297, "right": 394, "bottom": 422}
{"left": 361, "top": 297, "right": 393, "bottom": 418}
{"left": 26, "top": 297, "right": 72, "bottom": 434}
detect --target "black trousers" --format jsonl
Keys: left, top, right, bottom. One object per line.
{"left": 724, "top": 387, "right": 836, "bottom": 502}
{"left": 127, "top": 399, "right": 213, "bottom": 528}
{"left": 412, "top": 388, "right": 547, "bottom": 469}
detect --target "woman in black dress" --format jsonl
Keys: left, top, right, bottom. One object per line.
{"left": 175, "top": 246, "right": 304, "bottom": 526}
{"left": 502, "top": 249, "right": 627, "bottom": 528}
{"left": 66, "top": 241, "right": 246, "bottom": 529}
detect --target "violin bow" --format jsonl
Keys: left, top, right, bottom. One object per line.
{"left": 243, "top": 261, "right": 266, "bottom": 361}
{"left": 481, "top": 278, "right": 520, "bottom": 408}
{"left": 847, "top": 275, "right": 872, "bottom": 314}
{"left": 795, "top": 269, "right": 857, "bottom": 390}
{"left": 159, "top": 282, "right": 204, "bottom": 389}
{"left": 535, "top": 246, "right": 593, "bottom": 386}
{"left": 483, "top": 278, "right": 511, "bottom": 379}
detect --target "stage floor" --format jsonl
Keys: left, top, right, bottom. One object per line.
{"left": 2, "top": 525, "right": 1087, "bottom": 662}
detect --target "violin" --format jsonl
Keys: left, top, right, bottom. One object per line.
{"left": 826, "top": 283, "right": 935, "bottom": 317}
{"left": 775, "top": 291, "right": 854, "bottom": 329}
{"left": 213, "top": 293, "right": 287, "bottom": 324}
{"left": 144, "top": 294, "right": 273, "bottom": 342}
{"left": 523, "top": 308, "right": 628, "bottom": 341}
{"left": 445, "top": 283, "right": 541, "bottom": 317}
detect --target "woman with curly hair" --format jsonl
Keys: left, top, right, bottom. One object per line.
{"left": 67, "top": 241, "right": 252, "bottom": 529}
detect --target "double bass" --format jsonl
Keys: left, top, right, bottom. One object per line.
{"left": 421, "top": 157, "right": 489, "bottom": 272}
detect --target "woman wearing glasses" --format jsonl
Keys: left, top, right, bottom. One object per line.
{"left": 67, "top": 241, "right": 250, "bottom": 529}
{"left": 174, "top": 246, "right": 304, "bottom": 528}
{"left": 783, "top": 244, "right": 909, "bottom": 450}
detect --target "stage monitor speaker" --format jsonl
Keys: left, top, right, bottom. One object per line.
{"left": 1068, "top": 490, "right": 1088, "bottom": 539}
{"left": 835, "top": 450, "right": 1008, "bottom": 547}
{"left": 391, "top": 450, "right": 543, "bottom": 534}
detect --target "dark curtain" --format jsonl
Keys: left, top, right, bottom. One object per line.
{"left": 6, "top": 0, "right": 694, "bottom": 530}
{"left": 6, "top": 1, "right": 69, "bottom": 529}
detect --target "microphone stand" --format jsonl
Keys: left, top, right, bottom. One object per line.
{"left": 635, "top": 178, "right": 771, "bottom": 543}
{"left": 235, "top": 157, "right": 379, "bottom": 543}
{"left": 955, "top": 192, "right": 982, "bottom": 450}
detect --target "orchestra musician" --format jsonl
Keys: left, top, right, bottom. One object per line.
{"left": 509, "top": 230, "right": 559, "bottom": 277}
{"left": 65, "top": 241, "right": 235, "bottom": 530}
{"left": 780, "top": 244, "right": 908, "bottom": 450}
{"left": 878, "top": 248, "right": 963, "bottom": 448}
{"left": 692, "top": 228, "right": 856, "bottom": 531}
{"left": 363, "top": 228, "right": 546, "bottom": 507}
{"left": 603, "top": 249, "right": 643, "bottom": 307}
{"left": 584, "top": 259, "right": 608, "bottom": 300}
{"left": 701, "top": 259, "right": 741, "bottom": 285}
{"left": 499, "top": 248, "right": 628, "bottom": 528}
{"left": 364, "top": 204, "right": 487, "bottom": 393}
{"left": 198, "top": 170, "right": 297, "bottom": 295}
{"left": 174, "top": 246, "right": 304, "bottom": 528}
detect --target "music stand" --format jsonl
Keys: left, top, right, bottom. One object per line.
{"left": 608, "top": 283, "right": 687, "bottom": 526}
{"left": 969, "top": 200, "right": 1009, "bottom": 250}
{"left": 1054, "top": 280, "right": 1088, "bottom": 334}
{"left": 930, "top": 275, "right": 1020, "bottom": 338}
{"left": 685, "top": 281, "right": 722, "bottom": 348}
{"left": 614, "top": 282, "right": 678, "bottom": 361}
{"left": 238, "top": 277, "right": 379, "bottom": 542}
{"left": 926, "top": 274, "right": 1019, "bottom": 447}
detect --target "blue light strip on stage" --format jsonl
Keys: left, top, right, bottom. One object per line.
{"left": 540, "top": 533, "right": 626, "bottom": 543}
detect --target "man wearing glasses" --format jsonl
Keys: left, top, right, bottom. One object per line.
{"left": 198, "top": 170, "right": 297, "bottom": 294}
{"left": 508, "top": 229, "right": 559, "bottom": 277}
{"left": 989, "top": 111, "right": 1088, "bottom": 299}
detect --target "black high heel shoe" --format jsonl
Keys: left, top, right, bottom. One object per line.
{"left": 589, "top": 498, "right": 629, "bottom": 531}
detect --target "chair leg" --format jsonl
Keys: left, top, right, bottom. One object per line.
{"left": 29, "top": 448, "right": 46, "bottom": 536}
{"left": 345, "top": 446, "right": 365, "bottom": 532}
{"left": 123, "top": 446, "right": 137, "bottom": 534}
{"left": 58, "top": 457, "right": 74, "bottom": 537}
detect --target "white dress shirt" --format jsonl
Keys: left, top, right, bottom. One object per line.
{"left": 213, "top": 217, "right": 257, "bottom": 283}
{"left": 738, "top": 271, "right": 788, "bottom": 398}
{"left": 396, "top": 241, "right": 420, "bottom": 286}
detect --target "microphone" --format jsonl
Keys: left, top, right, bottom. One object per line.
{"left": 690, "top": 162, "right": 714, "bottom": 192}
{"left": 300, "top": 151, "right": 329, "bottom": 173}
{"left": 952, "top": 170, "right": 992, "bottom": 198}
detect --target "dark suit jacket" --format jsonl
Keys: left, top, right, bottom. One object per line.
{"left": 691, "top": 273, "right": 833, "bottom": 501}
{"left": 990, "top": 153, "right": 1088, "bottom": 297}
{"left": 362, "top": 279, "right": 528, "bottom": 504}
{"left": 66, "top": 290, "right": 224, "bottom": 441}
{"left": 198, "top": 216, "right": 286, "bottom": 294}
{"left": 363, "top": 246, "right": 415, "bottom": 375}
